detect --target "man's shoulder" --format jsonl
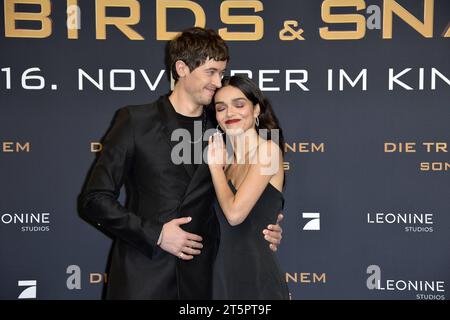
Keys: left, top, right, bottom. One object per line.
{"left": 122, "top": 99, "right": 159, "bottom": 114}
{"left": 119, "top": 96, "right": 165, "bottom": 120}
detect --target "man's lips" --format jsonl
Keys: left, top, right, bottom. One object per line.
{"left": 225, "top": 119, "right": 241, "bottom": 125}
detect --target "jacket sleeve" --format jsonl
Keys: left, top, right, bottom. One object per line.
{"left": 79, "top": 107, "right": 162, "bottom": 258}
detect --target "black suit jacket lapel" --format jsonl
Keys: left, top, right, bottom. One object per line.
{"left": 182, "top": 110, "right": 217, "bottom": 202}
{"left": 157, "top": 95, "right": 196, "bottom": 178}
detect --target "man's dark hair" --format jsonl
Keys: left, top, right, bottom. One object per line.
{"left": 167, "top": 27, "right": 229, "bottom": 82}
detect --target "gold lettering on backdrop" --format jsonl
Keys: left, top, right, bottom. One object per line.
{"left": 383, "top": 0, "right": 434, "bottom": 39}
{"left": 319, "top": 0, "right": 366, "bottom": 40}
{"left": 279, "top": 20, "right": 305, "bottom": 41}
{"left": 384, "top": 142, "right": 416, "bottom": 153}
{"left": 89, "top": 273, "right": 108, "bottom": 283}
{"left": 285, "top": 272, "right": 327, "bottom": 283}
{"left": 384, "top": 142, "right": 448, "bottom": 172}
{"left": 4, "top": 0, "right": 51, "bottom": 38}
{"left": 67, "top": 0, "right": 80, "bottom": 39}
{"left": 444, "top": 22, "right": 450, "bottom": 37}
{"left": 384, "top": 142, "right": 448, "bottom": 153}
{"left": 156, "top": 0, "right": 205, "bottom": 40}
{"left": 219, "top": 0, "right": 264, "bottom": 41}
{"left": 96, "top": 0, "right": 144, "bottom": 40}
{"left": 285, "top": 143, "right": 325, "bottom": 153}
{"left": 420, "top": 162, "right": 450, "bottom": 171}
{"left": 90, "top": 142, "right": 103, "bottom": 152}
{"left": 2, "top": 142, "right": 30, "bottom": 152}
{"left": 314, "top": 273, "right": 327, "bottom": 283}
{"left": 422, "top": 142, "right": 447, "bottom": 153}
{"left": 3, "top": 0, "right": 449, "bottom": 40}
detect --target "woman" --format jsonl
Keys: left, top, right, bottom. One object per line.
{"left": 207, "top": 75, "right": 290, "bottom": 300}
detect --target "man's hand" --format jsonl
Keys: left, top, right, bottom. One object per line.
{"left": 263, "top": 213, "right": 283, "bottom": 252}
{"left": 159, "top": 217, "right": 203, "bottom": 260}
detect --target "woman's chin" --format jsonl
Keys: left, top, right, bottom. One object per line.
{"left": 223, "top": 127, "right": 245, "bottom": 136}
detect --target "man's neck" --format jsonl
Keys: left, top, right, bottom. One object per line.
{"left": 169, "top": 88, "right": 203, "bottom": 117}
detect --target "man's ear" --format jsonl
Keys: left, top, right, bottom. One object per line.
{"left": 175, "top": 60, "right": 189, "bottom": 79}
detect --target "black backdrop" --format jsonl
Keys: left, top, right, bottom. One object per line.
{"left": 1, "top": 0, "right": 449, "bottom": 300}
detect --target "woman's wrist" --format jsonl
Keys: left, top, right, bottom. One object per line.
{"left": 209, "top": 164, "right": 225, "bottom": 172}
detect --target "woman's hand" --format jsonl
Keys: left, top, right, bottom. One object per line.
{"left": 208, "top": 133, "right": 227, "bottom": 170}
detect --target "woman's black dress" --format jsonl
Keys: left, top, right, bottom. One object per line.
{"left": 212, "top": 180, "right": 290, "bottom": 300}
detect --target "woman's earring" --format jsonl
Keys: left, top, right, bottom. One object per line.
{"left": 255, "top": 116, "right": 260, "bottom": 127}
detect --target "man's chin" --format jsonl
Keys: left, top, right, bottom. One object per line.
{"left": 199, "top": 97, "right": 213, "bottom": 106}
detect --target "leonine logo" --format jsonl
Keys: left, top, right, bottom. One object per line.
{"left": 1, "top": 212, "right": 51, "bottom": 232}
{"left": 366, "top": 211, "right": 434, "bottom": 233}
{"left": 366, "top": 265, "right": 445, "bottom": 300}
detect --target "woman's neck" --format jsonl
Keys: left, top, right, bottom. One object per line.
{"left": 230, "top": 129, "right": 260, "bottom": 165}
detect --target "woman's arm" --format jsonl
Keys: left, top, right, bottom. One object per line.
{"left": 208, "top": 135, "right": 283, "bottom": 226}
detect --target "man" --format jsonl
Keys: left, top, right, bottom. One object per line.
{"left": 79, "top": 27, "right": 283, "bottom": 299}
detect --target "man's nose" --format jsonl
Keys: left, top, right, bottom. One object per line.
{"left": 213, "top": 73, "right": 222, "bottom": 88}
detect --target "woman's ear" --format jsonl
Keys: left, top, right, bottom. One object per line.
{"left": 254, "top": 103, "right": 261, "bottom": 118}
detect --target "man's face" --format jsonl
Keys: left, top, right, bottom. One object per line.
{"left": 182, "top": 58, "right": 227, "bottom": 107}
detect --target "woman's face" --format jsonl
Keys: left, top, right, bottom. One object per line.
{"left": 214, "top": 85, "right": 260, "bottom": 136}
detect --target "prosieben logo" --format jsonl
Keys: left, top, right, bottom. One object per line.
{"left": 302, "top": 212, "right": 320, "bottom": 230}
{"left": 18, "top": 280, "right": 37, "bottom": 299}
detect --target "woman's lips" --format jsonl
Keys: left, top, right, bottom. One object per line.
{"left": 225, "top": 119, "right": 241, "bottom": 125}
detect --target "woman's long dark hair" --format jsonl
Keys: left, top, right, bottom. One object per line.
{"left": 220, "top": 75, "right": 285, "bottom": 153}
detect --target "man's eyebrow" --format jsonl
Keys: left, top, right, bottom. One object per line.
{"left": 206, "top": 68, "right": 227, "bottom": 72}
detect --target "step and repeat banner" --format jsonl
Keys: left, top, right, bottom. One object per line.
{"left": 0, "top": 0, "right": 449, "bottom": 300}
